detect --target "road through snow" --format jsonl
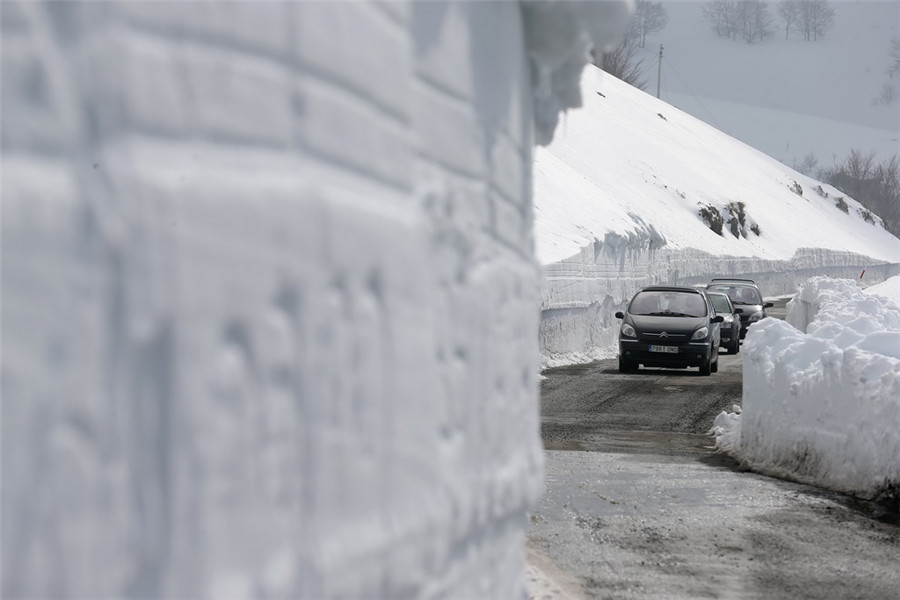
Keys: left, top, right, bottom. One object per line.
{"left": 528, "top": 301, "right": 899, "bottom": 599}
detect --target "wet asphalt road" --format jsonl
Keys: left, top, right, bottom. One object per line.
{"left": 528, "top": 302, "right": 900, "bottom": 600}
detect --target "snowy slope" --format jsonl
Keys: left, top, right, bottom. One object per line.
{"left": 663, "top": 93, "right": 899, "bottom": 170}
{"left": 534, "top": 65, "right": 900, "bottom": 266}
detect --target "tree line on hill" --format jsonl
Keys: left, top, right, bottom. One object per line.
{"left": 595, "top": 0, "right": 841, "bottom": 89}
{"left": 703, "top": 0, "right": 835, "bottom": 44}
{"left": 796, "top": 150, "right": 900, "bottom": 239}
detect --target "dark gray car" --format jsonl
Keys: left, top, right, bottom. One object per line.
{"left": 615, "top": 286, "right": 723, "bottom": 376}
{"left": 705, "top": 278, "right": 773, "bottom": 339}
{"left": 707, "top": 291, "right": 741, "bottom": 354}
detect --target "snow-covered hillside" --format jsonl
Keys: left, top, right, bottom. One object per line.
{"left": 535, "top": 65, "right": 900, "bottom": 366}
{"left": 535, "top": 65, "right": 899, "bottom": 265}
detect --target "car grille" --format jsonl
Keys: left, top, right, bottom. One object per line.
{"left": 641, "top": 331, "right": 689, "bottom": 343}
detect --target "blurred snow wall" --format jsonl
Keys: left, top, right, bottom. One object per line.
{"left": 1, "top": 1, "right": 631, "bottom": 598}
{"left": 540, "top": 234, "right": 900, "bottom": 367}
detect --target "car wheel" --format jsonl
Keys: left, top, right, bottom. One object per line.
{"left": 730, "top": 338, "right": 740, "bottom": 354}
{"left": 711, "top": 356, "right": 719, "bottom": 373}
{"left": 699, "top": 358, "right": 711, "bottom": 376}
{"left": 619, "top": 357, "right": 637, "bottom": 373}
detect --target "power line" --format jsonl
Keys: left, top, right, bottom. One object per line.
{"left": 660, "top": 52, "right": 723, "bottom": 131}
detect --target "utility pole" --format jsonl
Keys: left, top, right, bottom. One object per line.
{"left": 657, "top": 44, "right": 663, "bottom": 99}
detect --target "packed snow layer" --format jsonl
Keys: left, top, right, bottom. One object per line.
{"left": 712, "top": 277, "right": 900, "bottom": 500}
{"left": 1, "top": 1, "right": 631, "bottom": 597}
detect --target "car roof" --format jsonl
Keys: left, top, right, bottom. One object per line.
{"left": 706, "top": 290, "right": 733, "bottom": 302}
{"left": 707, "top": 278, "right": 759, "bottom": 287}
{"left": 638, "top": 286, "right": 705, "bottom": 294}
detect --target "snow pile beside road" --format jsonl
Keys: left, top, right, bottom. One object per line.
{"left": 785, "top": 275, "right": 900, "bottom": 335}
{"left": 712, "top": 277, "right": 900, "bottom": 500}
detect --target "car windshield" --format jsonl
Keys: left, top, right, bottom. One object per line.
{"left": 628, "top": 291, "right": 707, "bottom": 317}
{"left": 708, "top": 294, "right": 732, "bottom": 314}
{"left": 708, "top": 284, "right": 762, "bottom": 305}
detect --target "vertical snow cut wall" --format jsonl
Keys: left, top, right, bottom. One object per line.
{"left": 1, "top": 1, "right": 630, "bottom": 598}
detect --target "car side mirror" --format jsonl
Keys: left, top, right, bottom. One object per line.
{"left": 615, "top": 311, "right": 625, "bottom": 319}
{"left": 734, "top": 308, "right": 744, "bottom": 314}
{"left": 764, "top": 302, "right": 774, "bottom": 308}
{"left": 712, "top": 315, "right": 724, "bottom": 323}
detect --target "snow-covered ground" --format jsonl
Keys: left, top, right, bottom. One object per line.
{"left": 712, "top": 276, "right": 900, "bottom": 500}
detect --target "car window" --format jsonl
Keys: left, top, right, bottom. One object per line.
{"left": 708, "top": 284, "right": 761, "bottom": 305}
{"left": 630, "top": 291, "right": 707, "bottom": 317}
{"left": 629, "top": 293, "right": 659, "bottom": 315}
{"left": 709, "top": 295, "right": 732, "bottom": 313}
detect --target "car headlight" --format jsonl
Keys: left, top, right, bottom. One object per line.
{"left": 621, "top": 323, "right": 636, "bottom": 338}
{"left": 691, "top": 326, "right": 709, "bottom": 340}
{"left": 748, "top": 311, "right": 765, "bottom": 323}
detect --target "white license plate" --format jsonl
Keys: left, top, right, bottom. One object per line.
{"left": 649, "top": 345, "right": 678, "bottom": 354}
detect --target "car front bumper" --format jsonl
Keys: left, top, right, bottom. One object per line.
{"left": 619, "top": 339, "right": 713, "bottom": 368}
{"left": 720, "top": 326, "right": 736, "bottom": 344}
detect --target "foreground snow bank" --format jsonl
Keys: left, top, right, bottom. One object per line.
{"left": 712, "top": 277, "right": 900, "bottom": 500}
{"left": 3, "top": 2, "right": 635, "bottom": 598}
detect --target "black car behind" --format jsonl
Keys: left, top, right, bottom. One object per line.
{"left": 706, "top": 291, "right": 741, "bottom": 354}
{"left": 705, "top": 278, "right": 773, "bottom": 339}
